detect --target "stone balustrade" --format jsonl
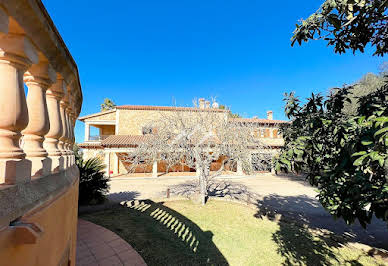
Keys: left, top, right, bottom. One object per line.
{"left": 0, "top": 1, "right": 82, "bottom": 265}
{"left": 0, "top": 3, "right": 82, "bottom": 185}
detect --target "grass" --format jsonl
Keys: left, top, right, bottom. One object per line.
{"left": 81, "top": 200, "right": 387, "bottom": 266}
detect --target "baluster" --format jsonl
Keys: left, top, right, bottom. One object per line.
{"left": 65, "top": 92, "right": 73, "bottom": 165}
{"left": 23, "top": 56, "right": 56, "bottom": 177}
{"left": 0, "top": 33, "right": 38, "bottom": 184}
{"left": 59, "top": 86, "right": 69, "bottom": 169}
{"left": 43, "top": 75, "right": 64, "bottom": 173}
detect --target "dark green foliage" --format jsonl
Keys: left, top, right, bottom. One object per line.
{"left": 276, "top": 79, "right": 388, "bottom": 227}
{"left": 339, "top": 72, "right": 387, "bottom": 116}
{"left": 77, "top": 155, "right": 110, "bottom": 205}
{"left": 73, "top": 143, "right": 83, "bottom": 159}
{"left": 292, "top": 0, "right": 388, "bottom": 56}
{"left": 100, "top": 98, "right": 116, "bottom": 112}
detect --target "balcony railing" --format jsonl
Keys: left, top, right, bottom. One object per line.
{"left": 0, "top": 2, "right": 82, "bottom": 184}
{"left": 88, "top": 135, "right": 111, "bottom": 141}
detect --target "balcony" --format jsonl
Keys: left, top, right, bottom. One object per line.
{"left": 88, "top": 135, "right": 111, "bottom": 141}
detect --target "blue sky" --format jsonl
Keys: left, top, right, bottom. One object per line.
{"left": 42, "top": 0, "right": 386, "bottom": 143}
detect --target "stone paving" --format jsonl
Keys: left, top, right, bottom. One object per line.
{"left": 76, "top": 219, "right": 146, "bottom": 266}
{"left": 107, "top": 173, "right": 388, "bottom": 250}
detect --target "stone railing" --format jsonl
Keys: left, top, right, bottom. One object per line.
{"left": 0, "top": 1, "right": 82, "bottom": 185}
{"left": 0, "top": 1, "right": 82, "bottom": 264}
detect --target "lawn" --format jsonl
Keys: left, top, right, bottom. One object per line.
{"left": 81, "top": 200, "right": 386, "bottom": 266}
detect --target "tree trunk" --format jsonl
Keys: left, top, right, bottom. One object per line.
{"left": 198, "top": 168, "right": 207, "bottom": 205}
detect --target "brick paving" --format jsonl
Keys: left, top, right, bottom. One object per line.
{"left": 76, "top": 219, "right": 146, "bottom": 266}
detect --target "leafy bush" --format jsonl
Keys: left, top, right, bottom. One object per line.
{"left": 76, "top": 152, "right": 110, "bottom": 205}
{"left": 276, "top": 79, "right": 388, "bottom": 227}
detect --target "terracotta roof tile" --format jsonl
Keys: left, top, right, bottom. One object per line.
{"left": 230, "top": 117, "right": 289, "bottom": 124}
{"left": 78, "top": 142, "right": 103, "bottom": 148}
{"left": 116, "top": 105, "right": 228, "bottom": 113}
{"left": 98, "top": 134, "right": 283, "bottom": 148}
{"left": 78, "top": 109, "right": 116, "bottom": 121}
{"left": 101, "top": 135, "right": 154, "bottom": 147}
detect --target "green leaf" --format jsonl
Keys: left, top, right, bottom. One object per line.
{"left": 353, "top": 155, "right": 367, "bottom": 166}
{"left": 374, "top": 117, "right": 388, "bottom": 123}
{"left": 361, "top": 140, "right": 373, "bottom": 145}
{"left": 374, "top": 127, "right": 388, "bottom": 137}
{"left": 352, "top": 151, "right": 366, "bottom": 157}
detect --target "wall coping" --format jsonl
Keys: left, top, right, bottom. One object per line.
{"left": 0, "top": 166, "right": 79, "bottom": 228}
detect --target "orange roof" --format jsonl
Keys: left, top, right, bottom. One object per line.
{"left": 230, "top": 117, "right": 288, "bottom": 124}
{"left": 78, "top": 142, "right": 103, "bottom": 148}
{"left": 78, "top": 109, "right": 116, "bottom": 121}
{"left": 116, "top": 105, "right": 228, "bottom": 113}
{"left": 101, "top": 135, "right": 154, "bottom": 147}
{"left": 94, "top": 134, "right": 283, "bottom": 148}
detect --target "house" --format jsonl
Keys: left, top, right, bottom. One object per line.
{"left": 78, "top": 99, "right": 288, "bottom": 177}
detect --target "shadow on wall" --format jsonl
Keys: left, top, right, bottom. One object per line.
{"left": 82, "top": 200, "right": 228, "bottom": 266}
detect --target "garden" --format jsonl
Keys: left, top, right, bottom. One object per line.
{"left": 81, "top": 200, "right": 387, "bottom": 265}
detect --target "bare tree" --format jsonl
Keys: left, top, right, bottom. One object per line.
{"left": 122, "top": 99, "right": 271, "bottom": 204}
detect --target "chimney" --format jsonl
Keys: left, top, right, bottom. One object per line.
{"left": 212, "top": 101, "right": 219, "bottom": 108}
{"left": 205, "top": 100, "right": 210, "bottom": 109}
{"left": 267, "top": 111, "right": 273, "bottom": 120}
{"left": 199, "top": 98, "right": 205, "bottom": 109}
{"left": 252, "top": 116, "right": 258, "bottom": 119}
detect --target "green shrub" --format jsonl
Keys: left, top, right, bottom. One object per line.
{"left": 76, "top": 156, "right": 110, "bottom": 205}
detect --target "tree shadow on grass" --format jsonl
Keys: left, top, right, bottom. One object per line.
{"left": 170, "top": 179, "right": 259, "bottom": 203}
{"left": 81, "top": 200, "right": 228, "bottom": 266}
{"left": 271, "top": 215, "right": 341, "bottom": 266}
{"left": 254, "top": 195, "right": 388, "bottom": 265}
{"left": 107, "top": 190, "right": 141, "bottom": 202}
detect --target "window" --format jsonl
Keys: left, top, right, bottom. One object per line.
{"left": 260, "top": 129, "right": 265, "bottom": 138}
{"left": 273, "top": 129, "right": 278, "bottom": 139}
{"left": 142, "top": 126, "right": 153, "bottom": 135}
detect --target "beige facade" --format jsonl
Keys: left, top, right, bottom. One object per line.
{"left": 118, "top": 109, "right": 165, "bottom": 135}
{"left": 79, "top": 104, "right": 287, "bottom": 177}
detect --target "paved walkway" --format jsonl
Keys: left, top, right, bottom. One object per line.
{"left": 107, "top": 173, "right": 388, "bottom": 250}
{"left": 76, "top": 219, "right": 146, "bottom": 266}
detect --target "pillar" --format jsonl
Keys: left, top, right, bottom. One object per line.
{"left": 152, "top": 160, "right": 158, "bottom": 178}
{"left": 0, "top": 34, "right": 38, "bottom": 184}
{"left": 113, "top": 152, "right": 119, "bottom": 175}
{"left": 23, "top": 58, "right": 56, "bottom": 177}
{"left": 85, "top": 122, "right": 90, "bottom": 142}
{"left": 237, "top": 159, "right": 243, "bottom": 175}
{"left": 43, "top": 76, "right": 64, "bottom": 172}
{"left": 104, "top": 151, "right": 111, "bottom": 177}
